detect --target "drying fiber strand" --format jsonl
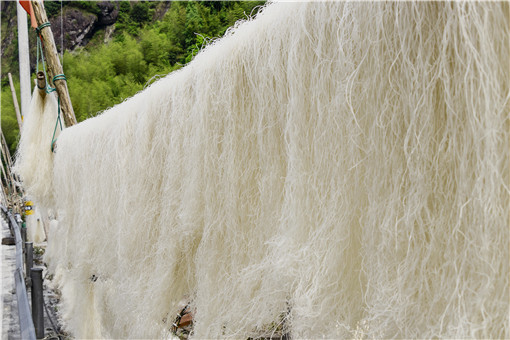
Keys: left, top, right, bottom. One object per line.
{"left": 14, "top": 89, "right": 63, "bottom": 208}
{"left": 26, "top": 207, "right": 46, "bottom": 243}
{"left": 14, "top": 90, "right": 61, "bottom": 245}
{"left": 16, "top": 2, "right": 509, "bottom": 339}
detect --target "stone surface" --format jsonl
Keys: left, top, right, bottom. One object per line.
{"left": 104, "top": 24, "right": 116, "bottom": 44}
{"left": 0, "top": 213, "right": 64, "bottom": 339}
{"left": 1, "top": 215, "right": 20, "bottom": 340}
{"left": 50, "top": 7, "right": 98, "bottom": 52}
{"left": 97, "top": 1, "right": 119, "bottom": 26}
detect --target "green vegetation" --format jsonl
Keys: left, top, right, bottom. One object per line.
{"left": 1, "top": 1, "right": 265, "bottom": 155}
{"left": 1, "top": 78, "right": 21, "bottom": 153}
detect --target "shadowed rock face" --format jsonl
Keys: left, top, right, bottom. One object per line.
{"left": 0, "top": 1, "right": 98, "bottom": 73}
{"left": 47, "top": 2, "right": 120, "bottom": 52}
{"left": 50, "top": 8, "right": 98, "bottom": 52}
{"left": 1, "top": 1, "right": 171, "bottom": 75}
{"left": 97, "top": 2, "right": 119, "bottom": 26}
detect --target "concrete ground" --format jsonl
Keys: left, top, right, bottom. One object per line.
{"left": 1, "top": 214, "right": 20, "bottom": 339}
{"left": 1, "top": 213, "right": 66, "bottom": 340}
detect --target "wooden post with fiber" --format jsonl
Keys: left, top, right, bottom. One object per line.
{"left": 36, "top": 72, "right": 47, "bottom": 99}
{"left": 31, "top": 0, "right": 77, "bottom": 127}
{"left": 1, "top": 157, "right": 12, "bottom": 203}
{"left": 0, "top": 131, "right": 18, "bottom": 210}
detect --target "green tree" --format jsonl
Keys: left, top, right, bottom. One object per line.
{"left": 130, "top": 2, "right": 150, "bottom": 24}
{"left": 1, "top": 78, "right": 21, "bottom": 155}
{"left": 1, "top": 1, "right": 267, "bottom": 152}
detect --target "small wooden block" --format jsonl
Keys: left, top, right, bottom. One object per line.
{"left": 2, "top": 237, "right": 15, "bottom": 245}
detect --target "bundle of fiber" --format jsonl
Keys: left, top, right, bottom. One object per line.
{"left": 13, "top": 90, "right": 63, "bottom": 208}
{"left": 26, "top": 206, "right": 45, "bottom": 243}
{"left": 37, "top": 1, "right": 510, "bottom": 338}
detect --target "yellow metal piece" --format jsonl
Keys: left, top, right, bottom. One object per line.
{"left": 24, "top": 200, "right": 33, "bottom": 215}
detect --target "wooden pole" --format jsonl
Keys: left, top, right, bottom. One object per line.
{"left": 36, "top": 71, "right": 47, "bottom": 99}
{"left": 1, "top": 132, "right": 22, "bottom": 213}
{"left": 8, "top": 73, "right": 23, "bottom": 130}
{"left": 0, "top": 141, "right": 11, "bottom": 192}
{"left": 3, "top": 85, "right": 26, "bottom": 199}
{"left": 0, "top": 157, "right": 12, "bottom": 203}
{"left": 31, "top": 0, "right": 77, "bottom": 127}
{"left": 0, "top": 169, "right": 9, "bottom": 206}
{"left": 1, "top": 133, "right": 14, "bottom": 174}
{"left": 0, "top": 161, "right": 8, "bottom": 188}
{"left": 0, "top": 132, "right": 17, "bottom": 199}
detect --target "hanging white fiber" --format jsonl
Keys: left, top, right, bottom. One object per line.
{"left": 25, "top": 206, "right": 45, "bottom": 243}
{"left": 14, "top": 89, "right": 61, "bottom": 245}
{"left": 14, "top": 89, "right": 63, "bottom": 209}
{"left": 19, "top": 1, "right": 510, "bottom": 338}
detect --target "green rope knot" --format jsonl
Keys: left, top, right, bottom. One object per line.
{"left": 35, "top": 22, "right": 51, "bottom": 35}
{"left": 46, "top": 74, "right": 66, "bottom": 93}
{"left": 53, "top": 74, "right": 67, "bottom": 83}
{"left": 34, "top": 25, "right": 66, "bottom": 152}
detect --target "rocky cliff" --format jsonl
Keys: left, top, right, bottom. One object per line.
{"left": 49, "top": 1, "right": 120, "bottom": 52}
{"left": 0, "top": 1, "right": 170, "bottom": 81}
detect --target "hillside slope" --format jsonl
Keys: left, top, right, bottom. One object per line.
{"left": 1, "top": 1, "right": 265, "bottom": 154}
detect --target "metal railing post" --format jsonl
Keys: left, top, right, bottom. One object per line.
{"left": 25, "top": 242, "right": 33, "bottom": 286}
{"left": 31, "top": 267, "right": 44, "bottom": 339}
{"left": 5, "top": 207, "right": 37, "bottom": 339}
{"left": 21, "top": 225, "right": 27, "bottom": 253}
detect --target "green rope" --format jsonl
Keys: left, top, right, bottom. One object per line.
{"left": 53, "top": 74, "right": 66, "bottom": 81}
{"left": 35, "top": 22, "right": 51, "bottom": 35}
{"left": 35, "top": 24, "right": 67, "bottom": 152}
{"left": 36, "top": 37, "right": 48, "bottom": 82}
{"left": 50, "top": 97, "right": 63, "bottom": 153}
{"left": 46, "top": 74, "right": 66, "bottom": 93}
{"left": 53, "top": 74, "right": 67, "bottom": 83}
{"left": 46, "top": 86, "right": 57, "bottom": 93}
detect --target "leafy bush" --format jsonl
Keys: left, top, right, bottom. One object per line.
{"left": 1, "top": 1, "right": 267, "bottom": 152}
{"left": 44, "top": 1, "right": 62, "bottom": 18}
{"left": 130, "top": 2, "right": 150, "bottom": 24}
{"left": 1, "top": 79, "right": 21, "bottom": 155}
{"left": 68, "top": 1, "right": 101, "bottom": 16}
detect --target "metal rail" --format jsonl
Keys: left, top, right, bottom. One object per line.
{"left": 1, "top": 204, "right": 36, "bottom": 340}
